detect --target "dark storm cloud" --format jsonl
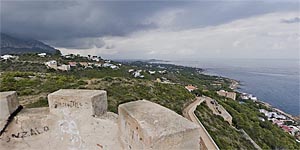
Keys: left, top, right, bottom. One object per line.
{"left": 1, "top": 1, "right": 179, "bottom": 39}
{"left": 49, "top": 37, "right": 105, "bottom": 49}
{"left": 1, "top": 0, "right": 298, "bottom": 49}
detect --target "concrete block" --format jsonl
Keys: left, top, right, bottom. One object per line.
{"left": 0, "top": 91, "right": 19, "bottom": 121}
{"left": 118, "top": 100, "right": 200, "bottom": 150}
{"left": 48, "top": 89, "right": 107, "bottom": 116}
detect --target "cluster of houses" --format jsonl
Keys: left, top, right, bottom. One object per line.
{"left": 241, "top": 93, "right": 258, "bottom": 101}
{"left": 259, "top": 109, "right": 300, "bottom": 141}
{"left": 45, "top": 59, "right": 120, "bottom": 71}
{"left": 128, "top": 69, "right": 168, "bottom": 78}
{"left": 45, "top": 60, "right": 71, "bottom": 71}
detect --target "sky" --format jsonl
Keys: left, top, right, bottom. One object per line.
{"left": 1, "top": 0, "right": 300, "bottom": 60}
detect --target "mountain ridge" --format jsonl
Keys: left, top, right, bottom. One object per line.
{"left": 0, "top": 33, "right": 60, "bottom": 55}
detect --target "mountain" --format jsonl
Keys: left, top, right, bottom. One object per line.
{"left": 0, "top": 33, "right": 60, "bottom": 55}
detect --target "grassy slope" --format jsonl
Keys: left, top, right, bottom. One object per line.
{"left": 195, "top": 103, "right": 256, "bottom": 149}
{"left": 200, "top": 91, "right": 300, "bottom": 149}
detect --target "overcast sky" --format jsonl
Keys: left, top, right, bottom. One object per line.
{"left": 1, "top": 0, "right": 300, "bottom": 60}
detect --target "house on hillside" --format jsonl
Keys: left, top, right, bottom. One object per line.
{"left": 79, "top": 62, "right": 89, "bottom": 68}
{"left": 158, "top": 70, "right": 167, "bottom": 74}
{"left": 90, "top": 56, "right": 100, "bottom": 62}
{"left": 68, "top": 62, "right": 77, "bottom": 67}
{"left": 185, "top": 85, "right": 197, "bottom": 92}
{"left": 128, "top": 69, "right": 135, "bottom": 73}
{"left": 148, "top": 70, "right": 156, "bottom": 75}
{"left": 0, "top": 55, "right": 16, "bottom": 60}
{"left": 37, "top": 53, "right": 47, "bottom": 57}
{"left": 57, "top": 64, "right": 71, "bottom": 71}
{"left": 45, "top": 60, "right": 57, "bottom": 69}
{"left": 217, "top": 90, "right": 236, "bottom": 100}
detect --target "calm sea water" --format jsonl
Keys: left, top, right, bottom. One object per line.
{"left": 168, "top": 59, "right": 300, "bottom": 116}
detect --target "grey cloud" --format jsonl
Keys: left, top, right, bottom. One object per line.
{"left": 1, "top": 1, "right": 179, "bottom": 40}
{"left": 47, "top": 37, "right": 105, "bottom": 49}
{"left": 153, "top": 1, "right": 299, "bottom": 29}
{"left": 1, "top": 0, "right": 298, "bottom": 49}
{"left": 281, "top": 17, "right": 300, "bottom": 23}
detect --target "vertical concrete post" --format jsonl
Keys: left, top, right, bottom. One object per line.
{"left": 48, "top": 89, "right": 107, "bottom": 116}
{"left": 0, "top": 91, "right": 19, "bottom": 122}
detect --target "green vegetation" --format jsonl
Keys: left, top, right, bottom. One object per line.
{"left": 0, "top": 71, "right": 86, "bottom": 96}
{"left": 26, "top": 97, "right": 48, "bottom": 108}
{"left": 84, "top": 77, "right": 194, "bottom": 113}
{"left": 195, "top": 103, "right": 256, "bottom": 149}
{"left": 200, "top": 91, "right": 300, "bottom": 149}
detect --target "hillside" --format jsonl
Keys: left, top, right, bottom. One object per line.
{"left": 0, "top": 33, "right": 60, "bottom": 55}
{"left": 0, "top": 54, "right": 299, "bottom": 148}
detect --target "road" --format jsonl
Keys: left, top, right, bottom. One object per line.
{"left": 182, "top": 97, "right": 219, "bottom": 150}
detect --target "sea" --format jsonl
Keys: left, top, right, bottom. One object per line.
{"left": 166, "top": 59, "right": 300, "bottom": 116}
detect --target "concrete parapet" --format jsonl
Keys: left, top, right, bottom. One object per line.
{"left": 118, "top": 100, "right": 200, "bottom": 150}
{"left": 0, "top": 91, "right": 19, "bottom": 122}
{"left": 48, "top": 89, "right": 107, "bottom": 116}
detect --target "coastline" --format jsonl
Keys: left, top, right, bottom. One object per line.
{"left": 151, "top": 60, "right": 299, "bottom": 120}
{"left": 229, "top": 79, "right": 297, "bottom": 121}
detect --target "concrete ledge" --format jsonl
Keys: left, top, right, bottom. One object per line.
{"left": 0, "top": 91, "right": 19, "bottom": 122}
{"left": 118, "top": 100, "right": 200, "bottom": 150}
{"left": 48, "top": 89, "right": 107, "bottom": 116}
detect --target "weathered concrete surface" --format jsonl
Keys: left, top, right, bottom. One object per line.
{"left": 0, "top": 90, "right": 121, "bottom": 150}
{"left": 1, "top": 90, "right": 202, "bottom": 150}
{"left": 0, "top": 91, "right": 19, "bottom": 122}
{"left": 48, "top": 89, "right": 107, "bottom": 117}
{"left": 118, "top": 100, "right": 200, "bottom": 150}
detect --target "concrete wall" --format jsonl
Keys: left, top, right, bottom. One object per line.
{"left": 0, "top": 90, "right": 121, "bottom": 150}
{"left": 118, "top": 100, "right": 200, "bottom": 150}
{"left": 1, "top": 90, "right": 201, "bottom": 150}
{"left": 0, "top": 91, "right": 19, "bottom": 122}
{"left": 48, "top": 89, "right": 107, "bottom": 117}
{"left": 118, "top": 109, "right": 146, "bottom": 150}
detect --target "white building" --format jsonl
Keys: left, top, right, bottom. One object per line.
{"left": 259, "top": 109, "right": 287, "bottom": 120}
{"left": 0, "top": 55, "right": 15, "bottom": 60}
{"left": 110, "top": 65, "right": 118, "bottom": 69}
{"left": 158, "top": 70, "right": 167, "bottom": 74}
{"left": 37, "top": 53, "right": 47, "bottom": 57}
{"left": 103, "top": 63, "right": 112, "bottom": 67}
{"left": 133, "top": 70, "right": 144, "bottom": 78}
{"left": 148, "top": 70, "right": 156, "bottom": 75}
{"left": 57, "top": 64, "right": 71, "bottom": 71}
{"left": 91, "top": 56, "right": 100, "bottom": 62}
{"left": 45, "top": 60, "right": 58, "bottom": 69}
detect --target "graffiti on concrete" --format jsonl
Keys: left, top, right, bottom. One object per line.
{"left": 11, "top": 126, "right": 50, "bottom": 138}
{"left": 52, "top": 101, "right": 83, "bottom": 109}
{"left": 0, "top": 126, "right": 49, "bottom": 143}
